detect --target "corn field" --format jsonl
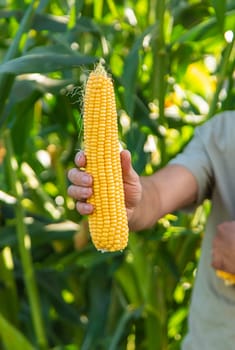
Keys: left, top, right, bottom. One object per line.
{"left": 0, "top": 0, "right": 234, "bottom": 349}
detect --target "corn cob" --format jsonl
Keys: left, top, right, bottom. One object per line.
{"left": 216, "top": 270, "right": 235, "bottom": 286}
{"left": 83, "top": 62, "right": 129, "bottom": 252}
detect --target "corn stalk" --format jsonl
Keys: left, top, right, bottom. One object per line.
{"left": 3, "top": 130, "right": 48, "bottom": 350}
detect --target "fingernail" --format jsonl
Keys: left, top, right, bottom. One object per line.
{"left": 82, "top": 174, "right": 91, "bottom": 185}
{"left": 81, "top": 187, "right": 92, "bottom": 197}
{"left": 84, "top": 203, "right": 92, "bottom": 212}
{"left": 75, "top": 151, "right": 82, "bottom": 164}
{"left": 80, "top": 203, "right": 93, "bottom": 214}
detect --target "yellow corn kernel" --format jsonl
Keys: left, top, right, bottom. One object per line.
{"left": 83, "top": 62, "right": 129, "bottom": 252}
{"left": 216, "top": 270, "right": 235, "bottom": 286}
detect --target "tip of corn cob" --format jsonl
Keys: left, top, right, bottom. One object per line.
{"left": 93, "top": 60, "right": 108, "bottom": 77}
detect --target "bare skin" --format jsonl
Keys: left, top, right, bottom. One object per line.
{"left": 67, "top": 150, "right": 198, "bottom": 231}
{"left": 211, "top": 221, "right": 235, "bottom": 275}
{"left": 68, "top": 150, "right": 235, "bottom": 274}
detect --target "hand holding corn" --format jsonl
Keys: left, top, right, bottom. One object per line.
{"left": 68, "top": 63, "right": 142, "bottom": 251}
{"left": 68, "top": 63, "right": 200, "bottom": 248}
{"left": 68, "top": 150, "right": 142, "bottom": 250}
{"left": 68, "top": 149, "right": 141, "bottom": 217}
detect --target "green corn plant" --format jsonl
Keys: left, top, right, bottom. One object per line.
{"left": 0, "top": 0, "right": 234, "bottom": 349}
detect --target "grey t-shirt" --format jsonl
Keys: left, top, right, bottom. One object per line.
{"left": 170, "top": 111, "right": 235, "bottom": 350}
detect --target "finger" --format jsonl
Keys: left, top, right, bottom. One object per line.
{"left": 67, "top": 168, "right": 92, "bottom": 187}
{"left": 75, "top": 151, "right": 86, "bottom": 168}
{"left": 120, "top": 150, "right": 131, "bottom": 173}
{"left": 67, "top": 185, "right": 92, "bottom": 200}
{"left": 211, "top": 250, "right": 224, "bottom": 270}
{"left": 211, "top": 238, "right": 226, "bottom": 271}
{"left": 212, "top": 235, "right": 220, "bottom": 250}
{"left": 76, "top": 201, "right": 94, "bottom": 215}
{"left": 121, "top": 150, "right": 138, "bottom": 183}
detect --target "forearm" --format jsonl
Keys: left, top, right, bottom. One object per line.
{"left": 128, "top": 176, "right": 162, "bottom": 231}
{"left": 128, "top": 164, "right": 198, "bottom": 232}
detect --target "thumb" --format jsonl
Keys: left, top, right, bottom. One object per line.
{"left": 120, "top": 150, "right": 137, "bottom": 183}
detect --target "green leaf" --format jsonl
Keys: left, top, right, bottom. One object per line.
{"left": 10, "top": 76, "right": 74, "bottom": 101}
{"left": 94, "top": 0, "right": 104, "bottom": 20}
{"left": 211, "top": 0, "right": 226, "bottom": 32}
{"left": 0, "top": 251, "right": 19, "bottom": 325}
{"left": 32, "top": 12, "right": 68, "bottom": 32}
{"left": 0, "top": 313, "right": 34, "bottom": 350}
{"left": 122, "top": 25, "right": 155, "bottom": 116}
{"left": 109, "top": 308, "right": 142, "bottom": 350}
{"left": 36, "top": 271, "right": 81, "bottom": 324}
{"left": 0, "top": 1, "right": 39, "bottom": 117}
{"left": 0, "top": 54, "right": 97, "bottom": 74}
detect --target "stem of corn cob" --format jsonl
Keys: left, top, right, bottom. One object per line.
{"left": 83, "top": 61, "right": 129, "bottom": 252}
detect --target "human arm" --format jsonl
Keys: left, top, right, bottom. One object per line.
{"left": 67, "top": 150, "right": 199, "bottom": 231}
{"left": 128, "top": 162, "right": 198, "bottom": 230}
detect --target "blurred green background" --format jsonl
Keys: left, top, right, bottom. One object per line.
{"left": 0, "top": 0, "right": 234, "bottom": 349}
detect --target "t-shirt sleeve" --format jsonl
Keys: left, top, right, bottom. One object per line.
{"left": 169, "top": 121, "right": 215, "bottom": 207}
